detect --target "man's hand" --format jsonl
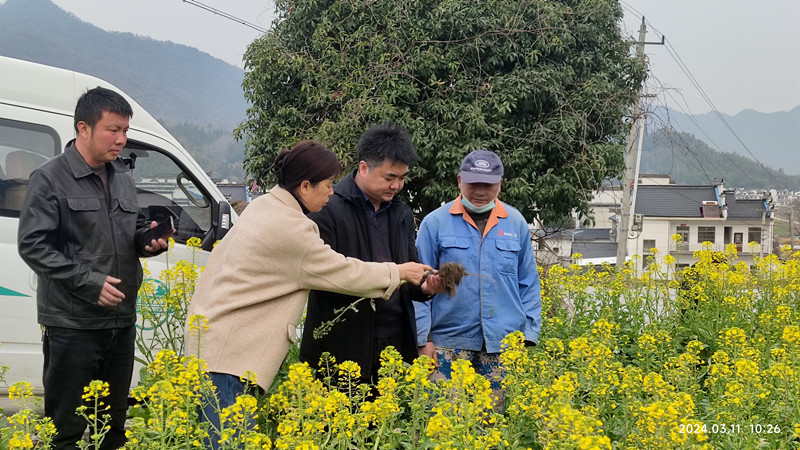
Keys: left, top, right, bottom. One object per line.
{"left": 144, "top": 220, "right": 173, "bottom": 253}
{"left": 421, "top": 273, "right": 444, "bottom": 296}
{"left": 98, "top": 276, "right": 125, "bottom": 307}
{"left": 418, "top": 342, "right": 438, "bottom": 364}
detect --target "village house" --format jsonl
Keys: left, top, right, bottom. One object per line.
{"left": 533, "top": 228, "right": 616, "bottom": 268}
{"left": 629, "top": 180, "right": 774, "bottom": 269}
{"left": 537, "top": 176, "right": 775, "bottom": 271}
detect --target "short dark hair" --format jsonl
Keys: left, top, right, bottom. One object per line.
{"left": 357, "top": 124, "right": 419, "bottom": 168}
{"left": 74, "top": 87, "right": 133, "bottom": 132}
{"left": 274, "top": 140, "right": 342, "bottom": 192}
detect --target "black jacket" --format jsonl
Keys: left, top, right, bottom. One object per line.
{"left": 299, "top": 171, "right": 426, "bottom": 379}
{"left": 18, "top": 143, "right": 153, "bottom": 329}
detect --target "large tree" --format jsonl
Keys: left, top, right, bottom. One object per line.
{"left": 236, "top": 0, "right": 646, "bottom": 224}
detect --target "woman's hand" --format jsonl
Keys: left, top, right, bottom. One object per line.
{"left": 398, "top": 262, "right": 434, "bottom": 285}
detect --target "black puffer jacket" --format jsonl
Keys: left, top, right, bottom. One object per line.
{"left": 18, "top": 143, "right": 152, "bottom": 329}
{"left": 299, "top": 172, "right": 427, "bottom": 379}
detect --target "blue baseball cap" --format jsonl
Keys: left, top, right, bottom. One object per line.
{"left": 460, "top": 149, "right": 503, "bottom": 184}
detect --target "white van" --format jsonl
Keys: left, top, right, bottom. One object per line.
{"left": 0, "top": 56, "right": 236, "bottom": 392}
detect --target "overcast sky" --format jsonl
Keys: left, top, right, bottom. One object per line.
{"left": 36, "top": 0, "right": 800, "bottom": 116}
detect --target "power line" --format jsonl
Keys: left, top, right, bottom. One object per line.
{"left": 658, "top": 92, "right": 740, "bottom": 180}
{"left": 661, "top": 41, "right": 787, "bottom": 190}
{"left": 182, "top": 0, "right": 269, "bottom": 33}
{"left": 618, "top": 3, "right": 788, "bottom": 190}
{"left": 647, "top": 85, "right": 779, "bottom": 190}
{"left": 636, "top": 53, "right": 778, "bottom": 189}
{"left": 621, "top": 43, "right": 774, "bottom": 189}
{"left": 618, "top": 5, "right": 720, "bottom": 183}
{"left": 620, "top": 3, "right": 770, "bottom": 162}
{"left": 647, "top": 116, "right": 715, "bottom": 184}
{"left": 661, "top": 42, "right": 779, "bottom": 176}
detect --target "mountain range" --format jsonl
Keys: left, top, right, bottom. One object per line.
{"left": 648, "top": 106, "right": 800, "bottom": 176}
{"left": 1, "top": 0, "right": 798, "bottom": 187}
{"left": 639, "top": 128, "right": 800, "bottom": 191}
{"left": 0, "top": 0, "right": 247, "bottom": 130}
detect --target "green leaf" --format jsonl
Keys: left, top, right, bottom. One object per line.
{"left": 238, "top": 0, "right": 645, "bottom": 223}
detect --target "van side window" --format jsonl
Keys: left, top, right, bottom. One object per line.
{"left": 121, "top": 142, "right": 212, "bottom": 245}
{"left": 0, "top": 119, "right": 59, "bottom": 216}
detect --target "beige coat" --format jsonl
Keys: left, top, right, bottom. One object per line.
{"left": 185, "top": 185, "right": 401, "bottom": 390}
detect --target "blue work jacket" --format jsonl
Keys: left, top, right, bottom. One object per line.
{"left": 414, "top": 197, "right": 541, "bottom": 353}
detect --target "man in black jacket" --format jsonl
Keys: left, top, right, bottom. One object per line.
{"left": 299, "top": 124, "right": 442, "bottom": 384}
{"left": 17, "top": 87, "right": 170, "bottom": 450}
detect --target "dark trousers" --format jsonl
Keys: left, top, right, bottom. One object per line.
{"left": 369, "top": 334, "right": 405, "bottom": 382}
{"left": 311, "top": 335, "right": 406, "bottom": 389}
{"left": 200, "top": 372, "right": 262, "bottom": 450}
{"left": 43, "top": 325, "right": 136, "bottom": 450}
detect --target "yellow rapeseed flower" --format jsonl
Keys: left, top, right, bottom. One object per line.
{"left": 8, "top": 381, "right": 33, "bottom": 400}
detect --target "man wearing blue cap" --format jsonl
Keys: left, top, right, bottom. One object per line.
{"left": 414, "top": 149, "right": 541, "bottom": 410}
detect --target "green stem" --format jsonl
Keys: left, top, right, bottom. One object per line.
{"left": 93, "top": 397, "right": 99, "bottom": 450}
{"left": 372, "top": 422, "right": 386, "bottom": 450}
{"left": 314, "top": 281, "right": 408, "bottom": 339}
{"left": 313, "top": 297, "right": 368, "bottom": 340}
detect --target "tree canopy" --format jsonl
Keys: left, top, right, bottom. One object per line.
{"left": 236, "top": 0, "right": 646, "bottom": 224}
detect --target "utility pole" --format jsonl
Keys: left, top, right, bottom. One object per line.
{"left": 616, "top": 17, "right": 664, "bottom": 267}
{"left": 616, "top": 18, "right": 648, "bottom": 267}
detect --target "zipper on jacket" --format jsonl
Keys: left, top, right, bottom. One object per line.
{"left": 476, "top": 215, "right": 499, "bottom": 349}
{"left": 104, "top": 169, "right": 121, "bottom": 325}
{"left": 478, "top": 227, "right": 485, "bottom": 345}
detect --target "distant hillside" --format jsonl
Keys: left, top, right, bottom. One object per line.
{"left": 639, "top": 128, "right": 800, "bottom": 191}
{"left": 0, "top": 0, "right": 247, "bottom": 130}
{"left": 2, "top": 0, "right": 796, "bottom": 186}
{"left": 162, "top": 122, "right": 246, "bottom": 182}
{"left": 649, "top": 106, "right": 800, "bottom": 175}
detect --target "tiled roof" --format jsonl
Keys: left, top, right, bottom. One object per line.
{"left": 540, "top": 228, "right": 612, "bottom": 241}
{"left": 728, "top": 199, "right": 766, "bottom": 219}
{"left": 574, "top": 228, "right": 612, "bottom": 241}
{"left": 633, "top": 185, "right": 766, "bottom": 218}
{"left": 572, "top": 241, "right": 618, "bottom": 259}
{"left": 634, "top": 185, "right": 717, "bottom": 217}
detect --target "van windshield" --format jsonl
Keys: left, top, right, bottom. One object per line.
{"left": 122, "top": 142, "right": 212, "bottom": 245}
{"left": 0, "top": 122, "right": 214, "bottom": 247}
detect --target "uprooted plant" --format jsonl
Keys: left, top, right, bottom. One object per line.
{"left": 313, "top": 262, "right": 469, "bottom": 339}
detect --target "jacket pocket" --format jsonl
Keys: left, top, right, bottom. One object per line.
{"left": 441, "top": 237, "right": 470, "bottom": 249}
{"left": 495, "top": 239, "right": 521, "bottom": 276}
{"left": 114, "top": 198, "right": 140, "bottom": 248}
{"left": 441, "top": 237, "right": 471, "bottom": 260}
{"left": 67, "top": 197, "right": 101, "bottom": 212}
{"left": 66, "top": 197, "right": 103, "bottom": 247}
{"left": 117, "top": 198, "right": 139, "bottom": 214}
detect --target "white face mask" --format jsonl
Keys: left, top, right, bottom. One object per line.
{"left": 461, "top": 196, "right": 496, "bottom": 214}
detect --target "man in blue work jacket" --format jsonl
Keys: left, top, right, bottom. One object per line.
{"left": 415, "top": 149, "right": 541, "bottom": 410}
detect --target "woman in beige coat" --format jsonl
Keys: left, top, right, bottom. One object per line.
{"left": 185, "top": 140, "right": 431, "bottom": 442}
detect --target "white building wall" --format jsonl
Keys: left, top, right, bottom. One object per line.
{"left": 639, "top": 175, "right": 673, "bottom": 185}
{"left": 630, "top": 217, "right": 774, "bottom": 273}
{"left": 533, "top": 234, "right": 573, "bottom": 267}
{"left": 628, "top": 219, "right": 671, "bottom": 258}
{"left": 686, "top": 220, "right": 725, "bottom": 251}
{"left": 722, "top": 220, "right": 773, "bottom": 256}
{"left": 585, "top": 188, "right": 622, "bottom": 229}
